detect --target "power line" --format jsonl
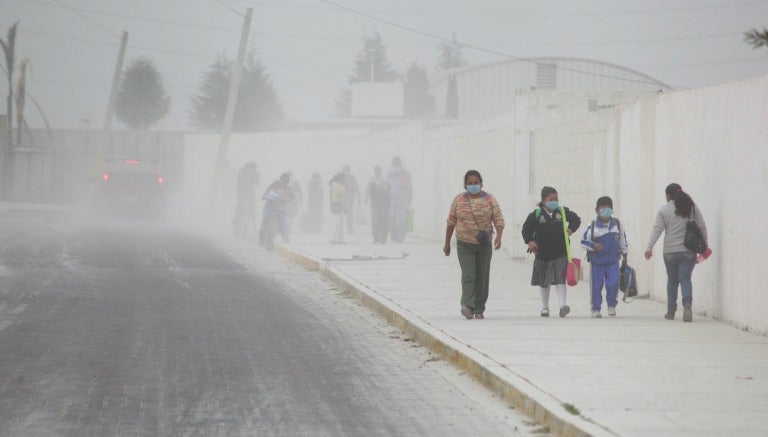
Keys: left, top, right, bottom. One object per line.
{"left": 52, "top": 0, "right": 121, "bottom": 38}
{"left": 211, "top": 0, "right": 245, "bottom": 17}
{"left": 235, "top": 0, "right": 768, "bottom": 19}
{"left": 27, "top": 0, "right": 237, "bottom": 33}
{"left": 319, "top": 0, "right": 680, "bottom": 88}
{"left": 641, "top": 56, "right": 768, "bottom": 71}
{"left": 19, "top": 28, "right": 218, "bottom": 59}
{"left": 349, "top": 0, "right": 768, "bottom": 19}
{"left": 19, "top": 22, "right": 747, "bottom": 50}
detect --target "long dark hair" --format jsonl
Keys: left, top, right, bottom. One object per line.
{"left": 665, "top": 183, "right": 694, "bottom": 218}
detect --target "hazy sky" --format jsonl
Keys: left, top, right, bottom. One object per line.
{"left": 3, "top": 0, "right": 768, "bottom": 130}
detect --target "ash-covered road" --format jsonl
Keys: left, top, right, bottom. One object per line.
{"left": 0, "top": 211, "right": 541, "bottom": 436}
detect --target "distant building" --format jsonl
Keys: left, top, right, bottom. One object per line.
{"left": 430, "top": 57, "right": 671, "bottom": 120}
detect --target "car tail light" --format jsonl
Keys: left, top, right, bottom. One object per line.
{"left": 102, "top": 173, "right": 110, "bottom": 182}
{"left": 125, "top": 160, "right": 141, "bottom": 165}
{"left": 157, "top": 176, "right": 165, "bottom": 185}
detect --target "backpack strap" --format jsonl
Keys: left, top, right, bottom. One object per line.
{"left": 561, "top": 206, "right": 572, "bottom": 263}
{"left": 531, "top": 207, "right": 543, "bottom": 240}
{"left": 463, "top": 193, "right": 492, "bottom": 233}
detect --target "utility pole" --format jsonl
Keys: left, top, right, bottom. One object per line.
{"left": 210, "top": 7, "right": 252, "bottom": 206}
{"left": 102, "top": 31, "right": 128, "bottom": 160}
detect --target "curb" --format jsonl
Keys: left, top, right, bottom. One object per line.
{"left": 275, "top": 245, "right": 615, "bottom": 437}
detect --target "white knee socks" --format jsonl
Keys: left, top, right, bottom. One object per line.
{"left": 540, "top": 287, "right": 550, "bottom": 310}
{"left": 555, "top": 284, "right": 567, "bottom": 308}
{"left": 541, "top": 284, "right": 567, "bottom": 310}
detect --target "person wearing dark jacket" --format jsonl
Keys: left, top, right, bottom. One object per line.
{"left": 521, "top": 186, "right": 581, "bottom": 318}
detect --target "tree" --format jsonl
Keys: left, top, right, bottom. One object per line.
{"left": 403, "top": 63, "right": 435, "bottom": 119}
{"left": 436, "top": 33, "right": 466, "bottom": 119}
{"left": 437, "top": 33, "right": 467, "bottom": 72}
{"left": 1, "top": 21, "right": 18, "bottom": 146}
{"left": 445, "top": 74, "right": 459, "bottom": 119}
{"left": 115, "top": 57, "right": 170, "bottom": 130}
{"left": 744, "top": 27, "right": 768, "bottom": 49}
{"left": 336, "top": 32, "right": 399, "bottom": 117}
{"left": 14, "top": 58, "right": 29, "bottom": 146}
{"left": 189, "top": 53, "right": 282, "bottom": 131}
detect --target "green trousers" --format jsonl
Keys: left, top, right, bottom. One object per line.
{"left": 457, "top": 240, "right": 493, "bottom": 314}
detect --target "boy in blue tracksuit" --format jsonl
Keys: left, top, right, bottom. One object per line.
{"left": 581, "top": 196, "right": 628, "bottom": 318}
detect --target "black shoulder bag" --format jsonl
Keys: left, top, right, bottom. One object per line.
{"left": 683, "top": 205, "right": 707, "bottom": 254}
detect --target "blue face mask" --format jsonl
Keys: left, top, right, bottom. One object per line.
{"left": 466, "top": 185, "right": 482, "bottom": 195}
{"left": 599, "top": 208, "right": 613, "bottom": 218}
{"left": 545, "top": 200, "right": 559, "bottom": 210}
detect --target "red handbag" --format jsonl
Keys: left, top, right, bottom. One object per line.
{"left": 561, "top": 207, "right": 581, "bottom": 286}
{"left": 566, "top": 257, "right": 581, "bottom": 286}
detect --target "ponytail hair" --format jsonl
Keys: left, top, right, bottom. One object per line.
{"left": 665, "top": 183, "right": 694, "bottom": 218}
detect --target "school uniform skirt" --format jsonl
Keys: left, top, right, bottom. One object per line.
{"left": 531, "top": 257, "right": 568, "bottom": 287}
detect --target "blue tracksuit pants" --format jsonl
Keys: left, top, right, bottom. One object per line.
{"left": 591, "top": 263, "right": 620, "bottom": 311}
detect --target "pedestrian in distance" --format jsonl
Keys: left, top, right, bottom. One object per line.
{"left": 366, "top": 165, "right": 391, "bottom": 244}
{"left": 387, "top": 157, "right": 412, "bottom": 243}
{"left": 521, "top": 186, "right": 581, "bottom": 318}
{"left": 301, "top": 172, "right": 324, "bottom": 234}
{"left": 329, "top": 172, "right": 347, "bottom": 244}
{"left": 341, "top": 164, "right": 360, "bottom": 234}
{"left": 581, "top": 196, "right": 628, "bottom": 318}
{"left": 645, "top": 183, "right": 708, "bottom": 322}
{"left": 444, "top": 170, "right": 505, "bottom": 320}
{"left": 232, "top": 161, "right": 259, "bottom": 236}
{"left": 259, "top": 172, "right": 294, "bottom": 245}
{"left": 285, "top": 172, "right": 303, "bottom": 234}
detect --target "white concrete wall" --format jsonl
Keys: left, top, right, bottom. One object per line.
{"left": 639, "top": 75, "right": 768, "bottom": 333}
{"left": 182, "top": 75, "right": 768, "bottom": 332}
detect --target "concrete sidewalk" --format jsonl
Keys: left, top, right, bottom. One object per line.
{"left": 276, "top": 228, "right": 768, "bottom": 437}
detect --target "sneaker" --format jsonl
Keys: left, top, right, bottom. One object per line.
{"left": 475, "top": 313, "right": 485, "bottom": 320}
{"left": 591, "top": 310, "right": 602, "bottom": 318}
{"left": 683, "top": 307, "right": 692, "bottom": 322}
{"left": 607, "top": 307, "right": 616, "bottom": 317}
{"left": 559, "top": 305, "right": 571, "bottom": 318}
{"left": 664, "top": 311, "right": 675, "bottom": 320}
{"left": 461, "top": 306, "right": 474, "bottom": 320}
{"left": 540, "top": 308, "right": 550, "bottom": 317}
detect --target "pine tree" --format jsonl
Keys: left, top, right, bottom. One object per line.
{"left": 336, "top": 32, "right": 399, "bottom": 117}
{"left": 744, "top": 28, "right": 768, "bottom": 49}
{"left": 437, "top": 33, "right": 467, "bottom": 72}
{"left": 445, "top": 74, "right": 459, "bottom": 119}
{"left": 115, "top": 57, "right": 170, "bottom": 130}
{"left": 436, "top": 33, "right": 466, "bottom": 119}
{"left": 403, "top": 63, "right": 435, "bottom": 119}
{"left": 189, "top": 54, "right": 282, "bottom": 131}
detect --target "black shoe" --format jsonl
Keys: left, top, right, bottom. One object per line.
{"left": 540, "top": 309, "right": 550, "bottom": 317}
{"left": 559, "top": 305, "right": 571, "bottom": 318}
{"left": 665, "top": 311, "right": 675, "bottom": 320}
{"left": 683, "top": 307, "right": 692, "bottom": 322}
